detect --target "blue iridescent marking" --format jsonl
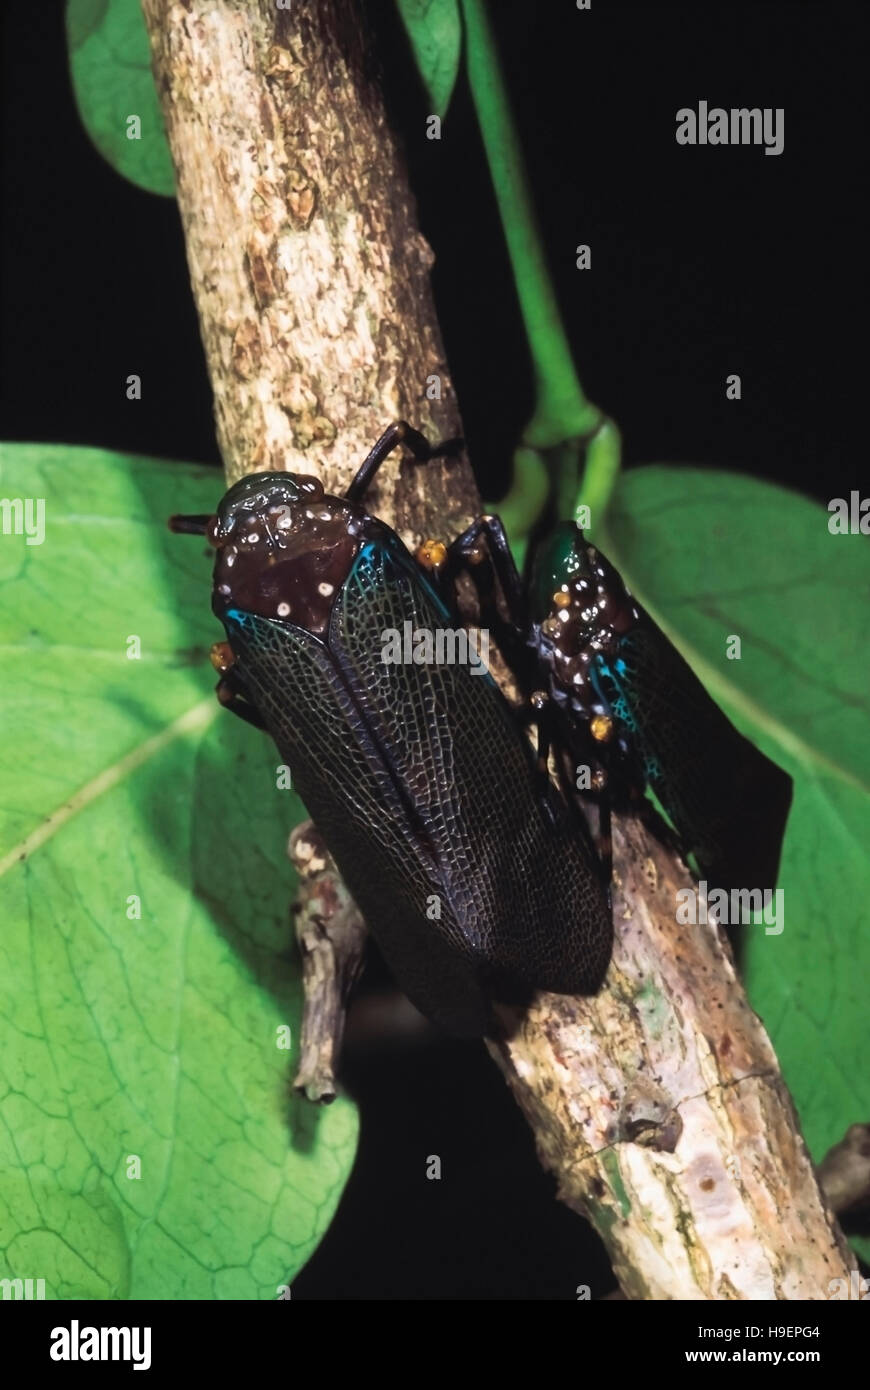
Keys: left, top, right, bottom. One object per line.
{"left": 593, "top": 654, "right": 636, "bottom": 731}
{"left": 225, "top": 606, "right": 252, "bottom": 631}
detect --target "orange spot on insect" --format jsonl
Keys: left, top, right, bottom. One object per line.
{"left": 210, "top": 641, "right": 235, "bottom": 674}
{"left": 590, "top": 714, "right": 613, "bottom": 743}
{"left": 416, "top": 538, "right": 448, "bottom": 571}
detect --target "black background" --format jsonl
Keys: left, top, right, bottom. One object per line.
{"left": 1, "top": 0, "right": 864, "bottom": 1300}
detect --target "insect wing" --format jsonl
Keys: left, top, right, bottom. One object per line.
{"left": 594, "top": 619, "right": 792, "bottom": 890}
{"left": 329, "top": 535, "right": 611, "bottom": 999}
{"left": 223, "top": 600, "right": 497, "bottom": 1034}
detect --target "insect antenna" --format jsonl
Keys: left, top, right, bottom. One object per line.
{"left": 168, "top": 514, "right": 214, "bottom": 536}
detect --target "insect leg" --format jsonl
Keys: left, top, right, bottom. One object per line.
{"left": 215, "top": 676, "right": 268, "bottom": 730}
{"left": 210, "top": 642, "right": 268, "bottom": 730}
{"left": 528, "top": 692, "right": 562, "bottom": 828}
{"left": 447, "top": 514, "right": 527, "bottom": 627}
{"left": 596, "top": 792, "right": 614, "bottom": 911}
{"left": 436, "top": 513, "right": 535, "bottom": 683}
{"left": 345, "top": 421, "right": 463, "bottom": 503}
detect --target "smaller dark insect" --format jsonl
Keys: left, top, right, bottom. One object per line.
{"left": 480, "top": 519, "right": 793, "bottom": 899}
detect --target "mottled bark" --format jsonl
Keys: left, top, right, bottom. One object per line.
{"left": 288, "top": 821, "right": 366, "bottom": 1104}
{"left": 142, "top": 0, "right": 855, "bottom": 1299}
{"left": 488, "top": 815, "right": 855, "bottom": 1299}
{"left": 141, "top": 0, "right": 475, "bottom": 540}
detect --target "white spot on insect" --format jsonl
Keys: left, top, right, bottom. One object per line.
{"left": 225, "top": 550, "right": 236, "bottom": 567}
{"left": 277, "top": 602, "right": 291, "bottom": 617}
{"left": 247, "top": 532, "right": 260, "bottom": 544}
{"left": 319, "top": 511, "right": 333, "bottom": 522}
{"left": 318, "top": 582, "right": 334, "bottom": 598}
{"left": 218, "top": 584, "right": 231, "bottom": 596}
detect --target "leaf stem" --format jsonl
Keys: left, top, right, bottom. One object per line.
{"left": 461, "top": 0, "right": 600, "bottom": 449}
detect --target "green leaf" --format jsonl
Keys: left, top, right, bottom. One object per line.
{"left": 0, "top": 444, "right": 357, "bottom": 1299}
{"left": 66, "top": 0, "right": 175, "bottom": 197}
{"left": 396, "top": 0, "right": 462, "bottom": 119}
{"left": 598, "top": 466, "right": 870, "bottom": 1167}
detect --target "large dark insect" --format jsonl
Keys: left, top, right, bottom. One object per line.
{"left": 171, "top": 423, "right": 612, "bottom": 1037}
